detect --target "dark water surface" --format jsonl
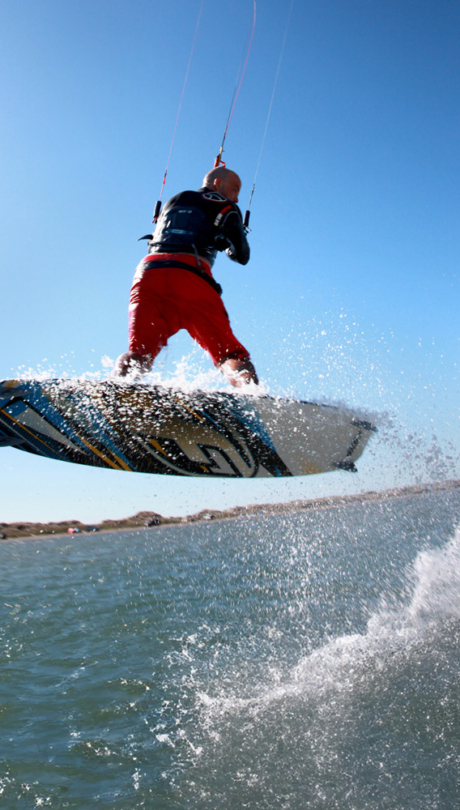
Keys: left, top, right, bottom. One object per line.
{"left": 1, "top": 488, "right": 459, "bottom": 808}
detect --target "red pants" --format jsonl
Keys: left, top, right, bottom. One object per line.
{"left": 128, "top": 253, "right": 250, "bottom": 366}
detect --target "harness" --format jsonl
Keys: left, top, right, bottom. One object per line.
{"left": 141, "top": 257, "right": 223, "bottom": 296}
{"left": 137, "top": 190, "right": 246, "bottom": 296}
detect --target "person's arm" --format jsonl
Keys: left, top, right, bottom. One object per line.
{"left": 219, "top": 205, "right": 250, "bottom": 265}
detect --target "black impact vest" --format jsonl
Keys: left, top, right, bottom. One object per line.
{"left": 148, "top": 188, "right": 250, "bottom": 268}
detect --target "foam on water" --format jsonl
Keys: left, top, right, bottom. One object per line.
{"left": 195, "top": 526, "right": 460, "bottom": 722}
{"left": 297, "top": 526, "right": 460, "bottom": 690}
{"left": 178, "top": 515, "right": 460, "bottom": 809}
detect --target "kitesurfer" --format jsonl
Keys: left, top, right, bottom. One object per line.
{"left": 113, "top": 166, "right": 258, "bottom": 387}
{"left": 113, "top": 167, "right": 259, "bottom": 387}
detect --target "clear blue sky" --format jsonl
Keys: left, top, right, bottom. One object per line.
{"left": 1, "top": 0, "right": 459, "bottom": 523}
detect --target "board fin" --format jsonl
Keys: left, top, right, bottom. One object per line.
{"left": 334, "top": 458, "right": 358, "bottom": 473}
{"left": 0, "top": 436, "right": 25, "bottom": 448}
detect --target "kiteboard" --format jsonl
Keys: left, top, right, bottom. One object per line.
{"left": 0, "top": 379, "right": 376, "bottom": 478}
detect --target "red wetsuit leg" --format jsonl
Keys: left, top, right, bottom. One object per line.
{"left": 172, "top": 270, "right": 250, "bottom": 365}
{"left": 128, "top": 264, "right": 179, "bottom": 357}
{"left": 127, "top": 254, "right": 250, "bottom": 366}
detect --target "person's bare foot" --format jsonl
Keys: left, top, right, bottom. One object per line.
{"left": 112, "top": 352, "right": 153, "bottom": 378}
{"left": 219, "top": 357, "right": 259, "bottom": 388}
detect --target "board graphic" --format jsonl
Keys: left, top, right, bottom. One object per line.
{"left": 0, "top": 379, "right": 376, "bottom": 478}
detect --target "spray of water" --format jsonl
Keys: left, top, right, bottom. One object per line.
{"left": 8, "top": 309, "right": 459, "bottom": 488}
{"left": 198, "top": 526, "right": 460, "bottom": 721}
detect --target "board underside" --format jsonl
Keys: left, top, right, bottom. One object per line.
{"left": 0, "top": 379, "right": 376, "bottom": 478}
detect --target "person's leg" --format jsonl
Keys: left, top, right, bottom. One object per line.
{"left": 112, "top": 265, "right": 175, "bottom": 379}
{"left": 182, "top": 280, "right": 259, "bottom": 388}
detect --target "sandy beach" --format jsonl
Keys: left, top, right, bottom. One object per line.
{"left": 1, "top": 479, "right": 458, "bottom": 541}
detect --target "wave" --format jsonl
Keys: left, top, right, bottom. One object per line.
{"left": 184, "top": 526, "right": 460, "bottom": 808}
{"left": 198, "top": 526, "right": 460, "bottom": 722}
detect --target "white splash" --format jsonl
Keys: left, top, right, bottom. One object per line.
{"left": 199, "top": 527, "right": 460, "bottom": 720}
{"left": 288, "top": 528, "right": 460, "bottom": 700}
{"left": 10, "top": 350, "right": 270, "bottom": 396}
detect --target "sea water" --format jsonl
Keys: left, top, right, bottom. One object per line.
{"left": 1, "top": 487, "right": 459, "bottom": 809}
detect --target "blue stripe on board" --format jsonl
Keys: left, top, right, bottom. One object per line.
{"left": 217, "top": 393, "right": 278, "bottom": 451}
{"left": 0, "top": 381, "right": 134, "bottom": 468}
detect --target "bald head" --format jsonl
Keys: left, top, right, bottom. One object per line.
{"left": 202, "top": 167, "right": 241, "bottom": 203}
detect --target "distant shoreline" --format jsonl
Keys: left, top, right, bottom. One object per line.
{"left": 1, "top": 479, "right": 459, "bottom": 542}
